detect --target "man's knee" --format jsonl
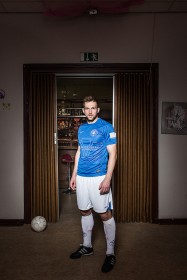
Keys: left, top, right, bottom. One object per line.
{"left": 80, "top": 209, "right": 92, "bottom": 216}
{"left": 99, "top": 210, "right": 112, "bottom": 221}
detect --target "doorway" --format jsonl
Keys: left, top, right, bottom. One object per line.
{"left": 56, "top": 76, "right": 114, "bottom": 213}
{"left": 23, "top": 63, "right": 158, "bottom": 224}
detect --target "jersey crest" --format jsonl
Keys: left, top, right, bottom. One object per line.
{"left": 90, "top": 129, "right": 98, "bottom": 136}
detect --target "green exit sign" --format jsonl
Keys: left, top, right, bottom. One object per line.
{"left": 81, "top": 52, "right": 98, "bottom": 62}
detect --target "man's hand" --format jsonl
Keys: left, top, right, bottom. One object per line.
{"left": 98, "top": 144, "right": 117, "bottom": 194}
{"left": 70, "top": 175, "right": 76, "bottom": 191}
{"left": 98, "top": 177, "right": 111, "bottom": 194}
{"left": 69, "top": 147, "right": 80, "bottom": 191}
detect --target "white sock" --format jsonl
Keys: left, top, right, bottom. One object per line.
{"left": 103, "top": 217, "right": 116, "bottom": 255}
{"left": 81, "top": 213, "right": 94, "bottom": 248}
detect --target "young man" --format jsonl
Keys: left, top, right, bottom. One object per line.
{"left": 69, "top": 96, "right": 117, "bottom": 273}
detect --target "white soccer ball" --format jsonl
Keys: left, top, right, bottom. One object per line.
{"left": 31, "top": 216, "right": 47, "bottom": 232}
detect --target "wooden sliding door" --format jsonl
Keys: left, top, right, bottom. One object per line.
{"left": 24, "top": 63, "right": 158, "bottom": 223}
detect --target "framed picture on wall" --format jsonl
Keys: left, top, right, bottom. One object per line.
{"left": 161, "top": 102, "right": 187, "bottom": 135}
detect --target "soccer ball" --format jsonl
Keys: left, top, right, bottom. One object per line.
{"left": 31, "top": 216, "right": 47, "bottom": 232}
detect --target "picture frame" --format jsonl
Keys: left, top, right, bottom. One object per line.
{"left": 161, "top": 102, "right": 187, "bottom": 135}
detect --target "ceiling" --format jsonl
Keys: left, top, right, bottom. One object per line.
{"left": 0, "top": 0, "right": 187, "bottom": 15}
{"left": 57, "top": 77, "right": 113, "bottom": 102}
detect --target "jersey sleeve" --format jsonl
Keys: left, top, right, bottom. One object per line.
{"left": 104, "top": 123, "right": 117, "bottom": 146}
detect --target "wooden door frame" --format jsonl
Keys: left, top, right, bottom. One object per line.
{"left": 23, "top": 63, "right": 158, "bottom": 223}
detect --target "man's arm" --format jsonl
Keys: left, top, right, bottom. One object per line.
{"left": 70, "top": 146, "right": 80, "bottom": 191}
{"left": 99, "top": 144, "right": 117, "bottom": 194}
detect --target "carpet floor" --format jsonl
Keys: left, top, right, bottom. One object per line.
{"left": 0, "top": 190, "right": 187, "bottom": 280}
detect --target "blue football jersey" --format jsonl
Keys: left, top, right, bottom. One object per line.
{"left": 77, "top": 118, "right": 117, "bottom": 177}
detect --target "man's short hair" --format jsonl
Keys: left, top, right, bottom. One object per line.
{"left": 83, "top": 96, "right": 99, "bottom": 108}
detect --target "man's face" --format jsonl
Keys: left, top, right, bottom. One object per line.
{"left": 82, "top": 101, "right": 100, "bottom": 123}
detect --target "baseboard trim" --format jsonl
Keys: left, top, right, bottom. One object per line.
{"left": 1, "top": 218, "right": 187, "bottom": 226}
{"left": 0, "top": 219, "right": 24, "bottom": 226}
{"left": 155, "top": 219, "right": 187, "bottom": 225}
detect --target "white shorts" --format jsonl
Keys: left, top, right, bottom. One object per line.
{"left": 76, "top": 175, "right": 113, "bottom": 213}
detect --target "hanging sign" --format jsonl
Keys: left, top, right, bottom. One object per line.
{"left": 80, "top": 52, "right": 98, "bottom": 62}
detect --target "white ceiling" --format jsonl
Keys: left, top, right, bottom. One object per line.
{"left": 0, "top": 0, "right": 187, "bottom": 14}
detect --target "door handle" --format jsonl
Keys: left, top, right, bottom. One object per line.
{"left": 54, "top": 132, "right": 57, "bottom": 145}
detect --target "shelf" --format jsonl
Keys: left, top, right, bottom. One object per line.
{"left": 64, "top": 108, "right": 82, "bottom": 109}
{"left": 58, "top": 147, "right": 77, "bottom": 150}
{"left": 57, "top": 106, "right": 83, "bottom": 117}
{"left": 57, "top": 115, "right": 85, "bottom": 118}
{"left": 58, "top": 138, "right": 78, "bottom": 149}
